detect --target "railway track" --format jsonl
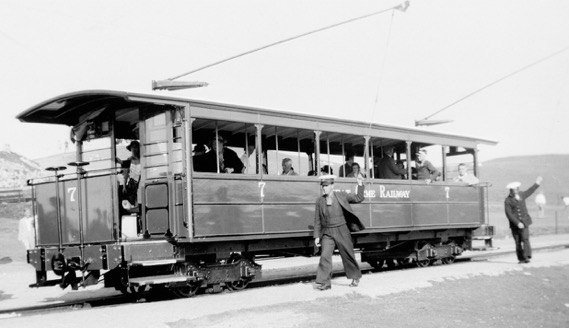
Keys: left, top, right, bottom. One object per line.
{"left": 2, "top": 243, "right": 567, "bottom": 319}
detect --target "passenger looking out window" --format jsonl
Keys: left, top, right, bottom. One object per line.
{"left": 338, "top": 152, "right": 354, "bottom": 177}
{"left": 194, "top": 134, "right": 244, "bottom": 174}
{"left": 453, "top": 163, "right": 479, "bottom": 185}
{"left": 378, "top": 146, "right": 406, "bottom": 179}
{"left": 281, "top": 158, "right": 298, "bottom": 176}
{"left": 320, "top": 165, "right": 333, "bottom": 175}
{"left": 347, "top": 162, "right": 365, "bottom": 178}
{"left": 415, "top": 149, "right": 440, "bottom": 183}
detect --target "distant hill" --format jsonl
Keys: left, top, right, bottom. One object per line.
{"left": 0, "top": 150, "right": 41, "bottom": 189}
{"left": 481, "top": 154, "right": 569, "bottom": 204}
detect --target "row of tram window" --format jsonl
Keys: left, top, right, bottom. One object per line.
{"left": 190, "top": 117, "right": 479, "bottom": 183}
{"left": 66, "top": 108, "right": 479, "bottom": 184}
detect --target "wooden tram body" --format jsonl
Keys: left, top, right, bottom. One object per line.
{"left": 17, "top": 90, "right": 496, "bottom": 295}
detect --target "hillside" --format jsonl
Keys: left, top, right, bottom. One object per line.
{"left": 481, "top": 154, "right": 569, "bottom": 204}
{"left": 0, "top": 150, "right": 41, "bottom": 189}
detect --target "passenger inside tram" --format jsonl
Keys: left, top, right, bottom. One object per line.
{"left": 194, "top": 133, "right": 244, "bottom": 173}
{"left": 415, "top": 149, "right": 440, "bottom": 183}
{"left": 281, "top": 158, "right": 298, "bottom": 176}
{"left": 453, "top": 163, "right": 479, "bottom": 185}
{"left": 377, "top": 146, "right": 406, "bottom": 179}
{"left": 338, "top": 152, "right": 354, "bottom": 177}
{"left": 116, "top": 140, "right": 141, "bottom": 210}
{"left": 347, "top": 162, "right": 365, "bottom": 178}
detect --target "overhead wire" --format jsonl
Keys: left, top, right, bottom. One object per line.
{"left": 167, "top": 1, "right": 410, "bottom": 81}
{"left": 420, "top": 44, "right": 569, "bottom": 122}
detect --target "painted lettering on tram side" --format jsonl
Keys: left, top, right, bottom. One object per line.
{"left": 334, "top": 185, "right": 411, "bottom": 199}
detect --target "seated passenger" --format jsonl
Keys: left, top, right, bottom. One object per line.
{"left": 281, "top": 158, "right": 298, "bottom": 176}
{"left": 320, "top": 165, "right": 333, "bottom": 175}
{"left": 116, "top": 140, "right": 141, "bottom": 209}
{"left": 240, "top": 144, "right": 256, "bottom": 173}
{"left": 193, "top": 144, "right": 206, "bottom": 157}
{"left": 338, "top": 152, "right": 354, "bottom": 177}
{"left": 415, "top": 149, "right": 440, "bottom": 183}
{"left": 453, "top": 163, "right": 479, "bottom": 185}
{"left": 347, "top": 163, "right": 366, "bottom": 178}
{"left": 378, "top": 146, "right": 406, "bottom": 179}
{"left": 195, "top": 134, "right": 244, "bottom": 173}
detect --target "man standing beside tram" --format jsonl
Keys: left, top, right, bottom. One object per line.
{"left": 313, "top": 173, "right": 366, "bottom": 290}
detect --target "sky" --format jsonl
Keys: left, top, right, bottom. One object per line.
{"left": 1, "top": 0, "right": 568, "bottom": 163}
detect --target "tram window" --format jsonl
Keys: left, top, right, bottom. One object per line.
{"left": 141, "top": 109, "right": 183, "bottom": 178}
{"left": 446, "top": 146, "right": 478, "bottom": 182}
{"left": 192, "top": 118, "right": 255, "bottom": 174}
{"left": 262, "top": 126, "right": 313, "bottom": 176}
{"left": 370, "top": 139, "right": 409, "bottom": 180}
{"left": 80, "top": 137, "right": 113, "bottom": 174}
{"left": 318, "top": 132, "right": 366, "bottom": 178}
{"left": 413, "top": 144, "right": 443, "bottom": 182}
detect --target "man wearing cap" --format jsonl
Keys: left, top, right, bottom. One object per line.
{"left": 116, "top": 140, "right": 141, "bottom": 209}
{"left": 415, "top": 149, "right": 439, "bottom": 183}
{"left": 314, "top": 173, "right": 366, "bottom": 290}
{"left": 504, "top": 176, "right": 543, "bottom": 263}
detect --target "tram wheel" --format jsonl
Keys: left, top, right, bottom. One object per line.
{"left": 415, "top": 259, "right": 430, "bottom": 268}
{"left": 226, "top": 279, "right": 250, "bottom": 291}
{"left": 441, "top": 256, "right": 456, "bottom": 265}
{"left": 226, "top": 253, "right": 251, "bottom": 291}
{"left": 172, "top": 282, "right": 200, "bottom": 298}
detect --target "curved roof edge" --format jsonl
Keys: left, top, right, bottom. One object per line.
{"left": 16, "top": 89, "right": 498, "bottom": 146}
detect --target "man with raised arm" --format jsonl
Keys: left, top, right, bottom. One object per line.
{"left": 504, "top": 176, "right": 543, "bottom": 264}
{"left": 313, "top": 173, "right": 365, "bottom": 290}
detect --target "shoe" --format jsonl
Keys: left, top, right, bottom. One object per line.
{"left": 519, "top": 259, "right": 530, "bottom": 264}
{"left": 349, "top": 279, "right": 359, "bottom": 287}
{"left": 316, "top": 284, "right": 331, "bottom": 291}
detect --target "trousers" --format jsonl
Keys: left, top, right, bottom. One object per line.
{"left": 316, "top": 224, "right": 361, "bottom": 287}
{"left": 511, "top": 227, "right": 531, "bottom": 261}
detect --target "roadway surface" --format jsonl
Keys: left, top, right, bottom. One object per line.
{"left": 1, "top": 234, "right": 568, "bottom": 327}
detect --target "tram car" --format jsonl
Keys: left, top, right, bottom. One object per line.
{"left": 17, "top": 90, "right": 496, "bottom": 296}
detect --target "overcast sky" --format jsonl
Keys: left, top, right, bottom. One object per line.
{"left": 1, "top": 0, "right": 568, "bottom": 162}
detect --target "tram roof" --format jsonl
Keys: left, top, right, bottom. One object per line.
{"left": 16, "top": 89, "right": 497, "bottom": 147}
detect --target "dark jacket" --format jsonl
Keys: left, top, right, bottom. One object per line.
{"left": 504, "top": 183, "right": 540, "bottom": 229}
{"left": 416, "top": 160, "right": 439, "bottom": 181}
{"left": 313, "top": 184, "right": 366, "bottom": 238}
{"left": 194, "top": 147, "right": 244, "bottom": 173}
{"left": 378, "top": 156, "right": 406, "bottom": 179}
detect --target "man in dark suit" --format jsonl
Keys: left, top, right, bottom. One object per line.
{"left": 314, "top": 174, "right": 365, "bottom": 290}
{"left": 194, "top": 134, "right": 244, "bottom": 173}
{"left": 378, "top": 146, "right": 406, "bottom": 179}
{"left": 504, "top": 176, "right": 543, "bottom": 263}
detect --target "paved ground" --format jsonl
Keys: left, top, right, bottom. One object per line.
{"left": 1, "top": 243, "right": 568, "bottom": 327}
{"left": 1, "top": 225, "right": 569, "bottom": 327}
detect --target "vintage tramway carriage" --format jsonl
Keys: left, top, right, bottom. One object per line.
{"left": 17, "top": 90, "right": 496, "bottom": 296}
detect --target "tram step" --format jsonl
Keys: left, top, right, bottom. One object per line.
{"left": 129, "top": 274, "right": 194, "bottom": 286}
{"left": 129, "top": 259, "right": 178, "bottom": 267}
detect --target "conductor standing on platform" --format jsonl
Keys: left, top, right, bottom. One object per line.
{"left": 504, "top": 176, "right": 543, "bottom": 264}
{"left": 314, "top": 173, "right": 366, "bottom": 290}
